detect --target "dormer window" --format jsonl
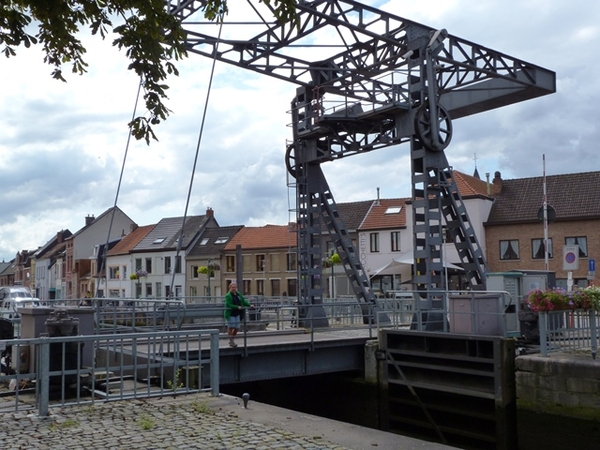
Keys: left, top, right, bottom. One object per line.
{"left": 200, "top": 238, "right": 209, "bottom": 245}
{"left": 215, "top": 237, "right": 228, "bottom": 244}
{"left": 385, "top": 206, "right": 402, "bottom": 214}
{"left": 153, "top": 237, "right": 166, "bottom": 244}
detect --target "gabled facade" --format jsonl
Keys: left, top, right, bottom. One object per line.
{"left": 223, "top": 225, "right": 297, "bottom": 297}
{"left": 358, "top": 198, "right": 410, "bottom": 293}
{"left": 13, "top": 249, "right": 36, "bottom": 289}
{"left": 359, "top": 171, "right": 495, "bottom": 294}
{"left": 186, "top": 225, "right": 244, "bottom": 300}
{"left": 485, "top": 170, "right": 600, "bottom": 289}
{"left": 65, "top": 207, "right": 137, "bottom": 299}
{"left": 104, "top": 225, "right": 155, "bottom": 299}
{"left": 0, "top": 260, "right": 15, "bottom": 287}
{"left": 33, "top": 230, "right": 72, "bottom": 300}
{"left": 129, "top": 209, "right": 218, "bottom": 300}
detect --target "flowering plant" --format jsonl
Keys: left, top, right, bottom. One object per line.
{"left": 527, "top": 287, "right": 596, "bottom": 312}
{"left": 582, "top": 285, "right": 600, "bottom": 311}
{"left": 198, "top": 262, "right": 221, "bottom": 276}
{"left": 129, "top": 269, "right": 148, "bottom": 280}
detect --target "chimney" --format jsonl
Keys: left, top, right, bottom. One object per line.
{"left": 492, "top": 171, "right": 503, "bottom": 192}
{"left": 376, "top": 187, "right": 380, "bottom": 206}
{"left": 485, "top": 173, "right": 491, "bottom": 196}
{"left": 85, "top": 215, "right": 95, "bottom": 226}
{"left": 206, "top": 207, "right": 214, "bottom": 217}
{"left": 57, "top": 231, "right": 63, "bottom": 244}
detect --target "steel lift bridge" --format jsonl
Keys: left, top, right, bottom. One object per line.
{"left": 169, "top": 0, "right": 555, "bottom": 327}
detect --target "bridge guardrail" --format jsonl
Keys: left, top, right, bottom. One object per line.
{"left": 0, "top": 329, "right": 219, "bottom": 417}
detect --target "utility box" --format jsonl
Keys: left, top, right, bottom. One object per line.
{"left": 449, "top": 294, "right": 506, "bottom": 336}
{"left": 486, "top": 270, "right": 555, "bottom": 341}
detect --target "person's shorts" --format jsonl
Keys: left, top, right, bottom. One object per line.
{"left": 227, "top": 315, "right": 241, "bottom": 329}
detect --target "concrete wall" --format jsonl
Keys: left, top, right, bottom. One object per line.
{"left": 516, "top": 353, "right": 600, "bottom": 411}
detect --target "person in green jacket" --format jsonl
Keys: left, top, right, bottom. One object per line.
{"left": 224, "top": 282, "right": 252, "bottom": 347}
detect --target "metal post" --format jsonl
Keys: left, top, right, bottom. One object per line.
{"left": 38, "top": 336, "right": 50, "bottom": 417}
{"left": 209, "top": 331, "right": 220, "bottom": 396}
{"left": 539, "top": 312, "right": 548, "bottom": 357}
{"left": 590, "top": 310, "right": 597, "bottom": 360}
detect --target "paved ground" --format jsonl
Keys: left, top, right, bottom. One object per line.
{"left": 0, "top": 393, "right": 453, "bottom": 450}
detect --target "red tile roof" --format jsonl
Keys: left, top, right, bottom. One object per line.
{"left": 452, "top": 171, "right": 494, "bottom": 197}
{"left": 359, "top": 198, "right": 409, "bottom": 231}
{"left": 107, "top": 225, "right": 155, "bottom": 256}
{"left": 224, "top": 225, "right": 297, "bottom": 251}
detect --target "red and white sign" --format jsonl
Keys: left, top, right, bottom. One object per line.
{"left": 563, "top": 245, "right": 579, "bottom": 271}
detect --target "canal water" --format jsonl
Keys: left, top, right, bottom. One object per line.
{"left": 222, "top": 371, "right": 600, "bottom": 450}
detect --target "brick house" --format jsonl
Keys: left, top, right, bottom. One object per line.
{"left": 223, "top": 225, "right": 297, "bottom": 297}
{"left": 485, "top": 171, "right": 600, "bottom": 289}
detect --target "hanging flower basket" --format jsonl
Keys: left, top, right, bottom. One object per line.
{"left": 198, "top": 262, "right": 221, "bottom": 276}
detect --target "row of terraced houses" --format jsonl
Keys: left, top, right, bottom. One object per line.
{"left": 1, "top": 170, "right": 600, "bottom": 301}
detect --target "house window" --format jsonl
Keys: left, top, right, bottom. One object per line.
{"left": 256, "top": 254, "right": 265, "bottom": 271}
{"left": 109, "top": 289, "right": 120, "bottom": 298}
{"left": 271, "top": 279, "right": 281, "bottom": 296}
{"left": 122, "top": 266, "right": 128, "bottom": 280}
{"left": 370, "top": 233, "right": 380, "bottom": 253}
{"left": 391, "top": 231, "right": 401, "bottom": 252}
{"left": 287, "top": 279, "right": 297, "bottom": 297}
{"left": 109, "top": 267, "right": 119, "bottom": 280}
{"left": 164, "top": 257, "right": 171, "bottom": 274}
{"left": 243, "top": 280, "right": 251, "bottom": 294}
{"left": 190, "top": 286, "right": 197, "bottom": 297}
{"left": 500, "top": 240, "right": 520, "bottom": 260}
{"left": 286, "top": 253, "right": 297, "bottom": 271}
{"left": 145, "top": 257, "right": 152, "bottom": 274}
{"left": 135, "top": 258, "right": 142, "bottom": 271}
{"left": 145, "top": 283, "right": 152, "bottom": 297}
{"left": 155, "top": 282, "right": 162, "bottom": 299}
{"left": 175, "top": 256, "right": 182, "bottom": 273}
{"left": 532, "top": 238, "right": 553, "bottom": 259}
{"left": 191, "top": 266, "right": 199, "bottom": 279}
{"left": 226, "top": 256, "right": 235, "bottom": 272}
{"left": 565, "top": 237, "right": 588, "bottom": 257}
{"left": 256, "top": 279, "right": 264, "bottom": 295}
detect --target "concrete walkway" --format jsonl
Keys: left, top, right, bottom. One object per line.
{"left": 0, "top": 394, "right": 452, "bottom": 449}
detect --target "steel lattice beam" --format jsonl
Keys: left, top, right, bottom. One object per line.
{"left": 166, "top": 0, "right": 556, "bottom": 324}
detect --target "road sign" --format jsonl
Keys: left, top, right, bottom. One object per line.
{"left": 563, "top": 245, "right": 579, "bottom": 271}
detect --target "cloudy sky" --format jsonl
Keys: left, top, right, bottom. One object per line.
{"left": 1, "top": 0, "right": 598, "bottom": 262}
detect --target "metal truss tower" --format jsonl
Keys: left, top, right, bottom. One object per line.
{"left": 168, "top": 0, "right": 556, "bottom": 325}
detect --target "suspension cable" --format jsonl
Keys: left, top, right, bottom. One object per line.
{"left": 97, "top": 79, "right": 144, "bottom": 298}
{"left": 169, "top": 14, "right": 225, "bottom": 298}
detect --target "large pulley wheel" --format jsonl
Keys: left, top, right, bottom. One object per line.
{"left": 414, "top": 103, "right": 452, "bottom": 151}
{"left": 285, "top": 143, "right": 297, "bottom": 178}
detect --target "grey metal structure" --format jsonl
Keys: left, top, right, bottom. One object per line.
{"left": 168, "top": 1, "right": 556, "bottom": 323}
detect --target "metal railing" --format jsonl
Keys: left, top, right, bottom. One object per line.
{"left": 0, "top": 329, "right": 220, "bottom": 416}
{"left": 538, "top": 309, "right": 598, "bottom": 357}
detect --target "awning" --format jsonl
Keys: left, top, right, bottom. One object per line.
{"left": 370, "top": 251, "right": 463, "bottom": 278}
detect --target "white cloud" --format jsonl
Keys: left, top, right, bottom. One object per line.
{"left": 1, "top": 0, "right": 600, "bottom": 261}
